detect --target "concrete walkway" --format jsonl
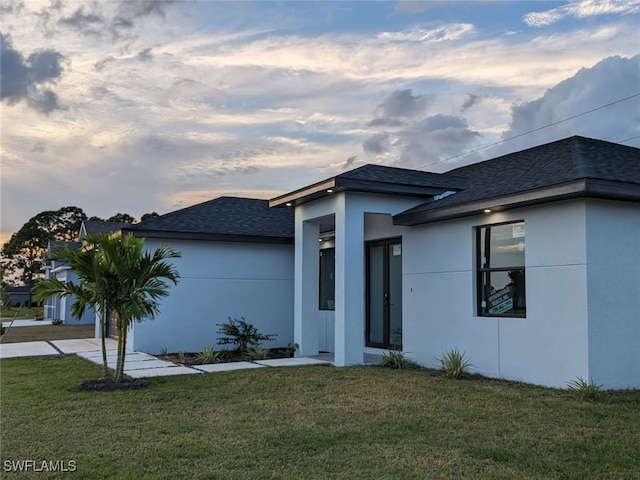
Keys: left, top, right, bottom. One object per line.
{"left": 0, "top": 337, "right": 333, "bottom": 377}
{"left": 1, "top": 319, "right": 53, "bottom": 327}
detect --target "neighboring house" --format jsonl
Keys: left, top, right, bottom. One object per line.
{"left": 42, "top": 220, "right": 129, "bottom": 325}
{"left": 42, "top": 241, "right": 95, "bottom": 324}
{"left": 5, "top": 285, "right": 33, "bottom": 308}
{"left": 112, "top": 135, "right": 638, "bottom": 390}
{"left": 120, "top": 197, "right": 295, "bottom": 353}
{"left": 79, "top": 220, "right": 131, "bottom": 238}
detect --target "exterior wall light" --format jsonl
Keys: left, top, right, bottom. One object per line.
{"left": 483, "top": 209, "right": 492, "bottom": 213}
{"left": 326, "top": 189, "right": 334, "bottom": 193}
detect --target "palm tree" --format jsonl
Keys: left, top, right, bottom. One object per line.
{"left": 35, "top": 233, "right": 180, "bottom": 384}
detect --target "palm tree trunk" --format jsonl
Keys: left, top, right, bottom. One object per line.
{"left": 114, "top": 316, "right": 127, "bottom": 384}
{"left": 101, "top": 305, "right": 110, "bottom": 382}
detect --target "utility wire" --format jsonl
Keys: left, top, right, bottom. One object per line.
{"left": 417, "top": 92, "right": 640, "bottom": 171}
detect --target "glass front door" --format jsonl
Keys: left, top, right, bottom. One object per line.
{"left": 366, "top": 238, "right": 402, "bottom": 349}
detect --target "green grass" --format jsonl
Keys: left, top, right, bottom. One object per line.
{"left": 0, "top": 306, "right": 44, "bottom": 320}
{"left": 1, "top": 357, "right": 639, "bottom": 479}
{"left": 0, "top": 324, "right": 95, "bottom": 343}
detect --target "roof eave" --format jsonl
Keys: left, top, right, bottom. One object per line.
{"left": 124, "top": 229, "right": 294, "bottom": 245}
{"left": 393, "top": 179, "right": 640, "bottom": 226}
{"left": 270, "top": 177, "right": 453, "bottom": 208}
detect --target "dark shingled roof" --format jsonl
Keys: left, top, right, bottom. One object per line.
{"left": 82, "top": 220, "right": 131, "bottom": 235}
{"left": 124, "top": 197, "right": 294, "bottom": 244}
{"left": 394, "top": 136, "right": 640, "bottom": 225}
{"left": 270, "top": 163, "right": 465, "bottom": 207}
{"left": 48, "top": 241, "right": 82, "bottom": 253}
{"left": 339, "top": 164, "right": 467, "bottom": 189}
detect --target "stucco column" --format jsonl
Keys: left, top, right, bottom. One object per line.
{"left": 294, "top": 216, "right": 319, "bottom": 357}
{"left": 334, "top": 194, "right": 365, "bottom": 366}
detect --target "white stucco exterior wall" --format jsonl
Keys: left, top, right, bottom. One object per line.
{"left": 403, "top": 199, "right": 592, "bottom": 388}
{"left": 585, "top": 199, "right": 640, "bottom": 389}
{"left": 129, "top": 239, "right": 294, "bottom": 354}
{"left": 294, "top": 192, "right": 421, "bottom": 365}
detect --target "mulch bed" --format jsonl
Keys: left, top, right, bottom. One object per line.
{"left": 159, "top": 347, "right": 293, "bottom": 366}
{"left": 80, "top": 378, "right": 150, "bottom": 392}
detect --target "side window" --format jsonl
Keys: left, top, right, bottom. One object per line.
{"left": 319, "top": 248, "right": 335, "bottom": 310}
{"left": 477, "top": 221, "right": 526, "bottom": 317}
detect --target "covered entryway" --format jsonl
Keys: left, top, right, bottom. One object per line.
{"left": 269, "top": 164, "right": 454, "bottom": 366}
{"left": 366, "top": 238, "right": 402, "bottom": 349}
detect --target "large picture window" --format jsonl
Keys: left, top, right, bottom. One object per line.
{"left": 477, "top": 221, "right": 526, "bottom": 317}
{"left": 319, "top": 248, "right": 335, "bottom": 310}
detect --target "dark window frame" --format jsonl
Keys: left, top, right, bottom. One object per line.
{"left": 476, "top": 220, "right": 526, "bottom": 318}
{"left": 319, "top": 247, "right": 335, "bottom": 311}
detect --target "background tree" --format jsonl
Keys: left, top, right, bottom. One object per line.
{"left": 106, "top": 213, "right": 135, "bottom": 223}
{"left": 140, "top": 212, "right": 159, "bottom": 222}
{"left": 34, "top": 233, "right": 180, "bottom": 385}
{"left": 2, "top": 207, "right": 87, "bottom": 303}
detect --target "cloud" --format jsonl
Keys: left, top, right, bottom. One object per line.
{"left": 38, "top": 1, "right": 179, "bottom": 42}
{"left": 499, "top": 55, "right": 640, "bottom": 151}
{"left": 363, "top": 133, "right": 392, "bottom": 155}
{"left": 137, "top": 47, "right": 153, "bottom": 61}
{"left": 378, "top": 23, "right": 475, "bottom": 42}
{"left": 0, "top": 0, "right": 24, "bottom": 15}
{"left": 57, "top": 5, "right": 105, "bottom": 36}
{"left": 523, "top": 0, "right": 640, "bottom": 27}
{"left": 394, "top": 2, "right": 431, "bottom": 13}
{"left": 363, "top": 89, "right": 480, "bottom": 168}
{"left": 0, "top": 32, "right": 66, "bottom": 113}
{"left": 461, "top": 93, "right": 484, "bottom": 112}
{"left": 370, "top": 89, "right": 432, "bottom": 123}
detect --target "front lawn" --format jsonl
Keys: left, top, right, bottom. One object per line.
{"left": 0, "top": 324, "right": 95, "bottom": 343}
{"left": 1, "top": 357, "right": 639, "bottom": 479}
{"left": 0, "top": 306, "right": 43, "bottom": 320}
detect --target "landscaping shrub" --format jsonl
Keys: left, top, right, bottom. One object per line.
{"left": 216, "top": 317, "right": 276, "bottom": 354}
{"left": 567, "top": 376, "right": 602, "bottom": 402}
{"left": 246, "top": 345, "right": 270, "bottom": 360}
{"left": 438, "top": 349, "right": 474, "bottom": 379}
{"left": 380, "top": 349, "right": 419, "bottom": 369}
{"left": 196, "top": 346, "right": 220, "bottom": 364}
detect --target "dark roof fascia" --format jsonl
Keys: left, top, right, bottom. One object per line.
{"left": 393, "top": 179, "right": 640, "bottom": 226}
{"left": 123, "top": 228, "right": 294, "bottom": 245}
{"left": 270, "top": 177, "right": 452, "bottom": 208}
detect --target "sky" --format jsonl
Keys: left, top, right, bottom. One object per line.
{"left": 1, "top": 0, "right": 639, "bottom": 244}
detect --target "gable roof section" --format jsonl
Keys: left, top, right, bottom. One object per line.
{"left": 270, "top": 164, "right": 466, "bottom": 207}
{"left": 81, "top": 220, "right": 131, "bottom": 237}
{"left": 124, "top": 196, "right": 294, "bottom": 244}
{"left": 394, "top": 136, "right": 640, "bottom": 226}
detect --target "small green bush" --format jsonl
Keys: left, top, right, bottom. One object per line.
{"left": 0, "top": 324, "right": 5, "bottom": 335}
{"left": 285, "top": 342, "right": 299, "bottom": 358}
{"left": 216, "top": 317, "right": 277, "bottom": 353}
{"left": 51, "top": 318, "right": 63, "bottom": 326}
{"left": 567, "top": 376, "right": 602, "bottom": 402}
{"left": 438, "top": 349, "right": 474, "bottom": 379}
{"left": 246, "top": 345, "right": 270, "bottom": 360}
{"left": 380, "top": 349, "right": 418, "bottom": 369}
{"left": 196, "top": 346, "right": 220, "bottom": 364}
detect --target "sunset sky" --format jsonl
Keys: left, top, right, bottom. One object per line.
{"left": 1, "top": 0, "right": 639, "bottom": 243}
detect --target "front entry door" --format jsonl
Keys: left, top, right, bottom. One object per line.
{"left": 366, "top": 238, "right": 402, "bottom": 349}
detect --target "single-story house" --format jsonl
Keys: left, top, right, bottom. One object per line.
{"left": 42, "top": 241, "right": 95, "bottom": 324}
{"left": 42, "top": 221, "right": 129, "bottom": 325}
{"left": 4, "top": 285, "right": 34, "bottom": 308}
{"left": 120, "top": 197, "right": 295, "bottom": 352}
{"left": 116, "top": 135, "right": 638, "bottom": 389}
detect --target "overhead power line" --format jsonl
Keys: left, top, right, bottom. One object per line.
{"left": 417, "top": 92, "right": 640, "bottom": 171}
